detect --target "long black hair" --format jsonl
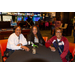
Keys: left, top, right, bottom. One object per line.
{"left": 29, "top": 25, "right": 45, "bottom": 45}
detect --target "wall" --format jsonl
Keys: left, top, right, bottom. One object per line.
{"left": 69, "top": 12, "right": 74, "bottom": 20}
{"left": 56, "top": 12, "right": 75, "bottom": 24}
{"left": 56, "top": 12, "right": 61, "bottom": 19}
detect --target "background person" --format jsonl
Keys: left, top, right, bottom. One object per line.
{"left": 45, "top": 21, "right": 49, "bottom": 30}
{"left": 55, "top": 17, "right": 61, "bottom": 29}
{"left": 51, "top": 17, "right": 56, "bottom": 35}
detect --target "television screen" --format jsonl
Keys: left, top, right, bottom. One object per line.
{"left": 32, "top": 16, "right": 40, "bottom": 21}
{"left": 17, "top": 16, "right": 22, "bottom": 21}
{"left": 23, "top": 16, "right": 28, "bottom": 21}
{"left": 3, "top": 16, "right": 12, "bottom": 21}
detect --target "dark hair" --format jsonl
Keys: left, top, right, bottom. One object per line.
{"left": 55, "top": 27, "right": 63, "bottom": 33}
{"left": 13, "top": 25, "right": 22, "bottom": 33}
{"left": 29, "top": 25, "right": 45, "bottom": 45}
{"left": 30, "top": 25, "right": 41, "bottom": 40}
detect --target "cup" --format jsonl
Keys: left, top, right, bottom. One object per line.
{"left": 32, "top": 47, "right": 36, "bottom": 54}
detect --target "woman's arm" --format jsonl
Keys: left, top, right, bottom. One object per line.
{"left": 20, "top": 34, "right": 27, "bottom": 45}
{"left": 7, "top": 36, "right": 22, "bottom": 50}
{"left": 45, "top": 37, "right": 57, "bottom": 52}
{"left": 45, "top": 36, "right": 56, "bottom": 48}
{"left": 45, "top": 39, "right": 52, "bottom": 48}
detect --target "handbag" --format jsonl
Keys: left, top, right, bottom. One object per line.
{"left": 56, "top": 40, "right": 73, "bottom": 61}
{"left": 4, "top": 50, "right": 14, "bottom": 58}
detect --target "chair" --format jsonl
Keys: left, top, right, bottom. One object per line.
{"left": 69, "top": 42, "right": 75, "bottom": 61}
{"left": 43, "top": 37, "right": 48, "bottom": 42}
{"left": 0, "top": 39, "right": 8, "bottom": 61}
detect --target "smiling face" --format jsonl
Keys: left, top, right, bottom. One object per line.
{"left": 32, "top": 26, "right": 38, "bottom": 35}
{"left": 55, "top": 29, "right": 62, "bottom": 39}
{"left": 15, "top": 26, "right": 21, "bottom": 36}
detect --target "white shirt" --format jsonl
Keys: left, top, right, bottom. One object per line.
{"left": 57, "top": 38, "right": 60, "bottom": 42}
{"left": 7, "top": 33, "right": 27, "bottom": 50}
{"left": 57, "top": 38, "right": 64, "bottom": 45}
{"left": 34, "top": 37, "right": 39, "bottom": 43}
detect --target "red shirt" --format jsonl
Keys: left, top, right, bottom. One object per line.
{"left": 55, "top": 21, "right": 61, "bottom": 28}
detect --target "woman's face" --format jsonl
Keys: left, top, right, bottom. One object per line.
{"left": 15, "top": 26, "right": 21, "bottom": 36}
{"left": 55, "top": 29, "right": 62, "bottom": 39}
{"left": 32, "top": 26, "right": 37, "bottom": 35}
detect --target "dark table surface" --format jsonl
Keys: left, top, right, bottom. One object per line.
{"left": 6, "top": 46, "right": 62, "bottom": 62}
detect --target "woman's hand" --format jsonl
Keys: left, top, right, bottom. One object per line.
{"left": 49, "top": 46, "right": 56, "bottom": 52}
{"left": 21, "top": 46, "right": 30, "bottom": 51}
{"left": 17, "top": 43, "right": 22, "bottom": 46}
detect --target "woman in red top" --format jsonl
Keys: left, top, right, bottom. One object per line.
{"left": 45, "top": 28, "right": 69, "bottom": 62}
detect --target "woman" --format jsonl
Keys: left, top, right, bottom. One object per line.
{"left": 45, "top": 28, "right": 69, "bottom": 62}
{"left": 45, "top": 21, "right": 49, "bottom": 30}
{"left": 27, "top": 25, "right": 45, "bottom": 46}
{"left": 4, "top": 26, "right": 30, "bottom": 58}
{"left": 55, "top": 17, "right": 61, "bottom": 29}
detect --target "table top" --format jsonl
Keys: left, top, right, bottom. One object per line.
{"left": 6, "top": 46, "right": 62, "bottom": 62}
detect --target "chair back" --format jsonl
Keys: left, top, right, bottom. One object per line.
{"left": 69, "top": 42, "right": 75, "bottom": 56}
{"left": 43, "top": 37, "right": 48, "bottom": 42}
{"left": 0, "top": 39, "right": 8, "bottom": 56}
{"left": 69, "top": 42, "right": 75, "bottom": 57}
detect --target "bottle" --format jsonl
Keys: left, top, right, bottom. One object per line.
{"left": 32, "top": 47, "right": 36, "bottom": 54}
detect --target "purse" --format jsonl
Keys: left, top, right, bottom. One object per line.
{"left": 56, "top": 40, "right": 73, "bottom": 61}
{"left": 4, "top": 50, "right": 14, "bottom": 58}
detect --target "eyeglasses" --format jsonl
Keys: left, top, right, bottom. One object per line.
{"left": 56, "top": 32, "right": 62, "bottom": 33}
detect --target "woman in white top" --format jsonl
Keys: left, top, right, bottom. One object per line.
{"left": 4, "top": 26, "right": 30, "bottom": 57}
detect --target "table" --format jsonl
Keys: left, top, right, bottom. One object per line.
{"left": 6, "top": 46, "right": 62, "bottom": 62}
{"left": 0, "top": 28, "right": 30, "bottom": 40}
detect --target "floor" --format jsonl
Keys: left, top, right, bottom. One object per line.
{"left": 0, "top": 30, "right": 74, "bottom": 62}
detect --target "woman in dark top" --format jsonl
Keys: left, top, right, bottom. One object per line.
{"left": 27, "top": 25, "right": 45, "bottom": 46}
